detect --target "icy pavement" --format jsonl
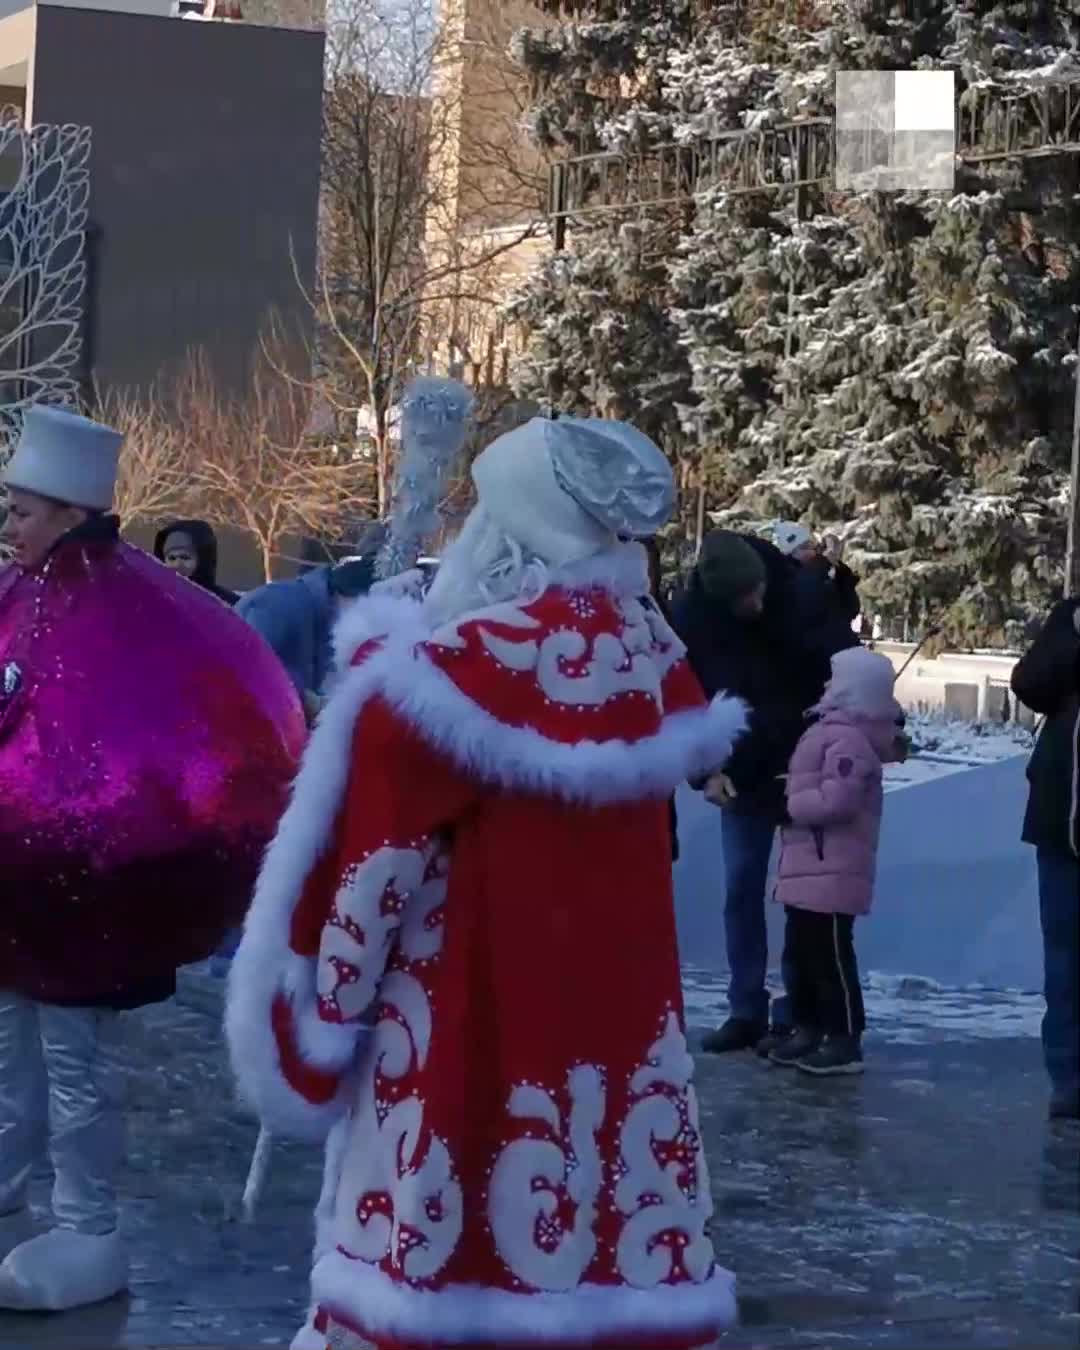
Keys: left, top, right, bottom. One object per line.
{"left": 0, "top": 975, "right": 1074, "bottom": 1350}
{"left": 683, "top": 967, "right": 1045, "bottom": 1045}
{"left": 698, "top": 1033, "right": 1079, "bottom": 1349}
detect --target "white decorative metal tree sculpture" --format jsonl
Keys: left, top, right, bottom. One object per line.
{"left": 0, "top": 106, "right": 92, "bottom": 457}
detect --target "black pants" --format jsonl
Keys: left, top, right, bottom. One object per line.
{"left": 783, "top": 907, "right": 866, "bottom": 1039}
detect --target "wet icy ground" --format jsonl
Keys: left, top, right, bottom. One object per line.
{"left": 1, "top": 984, "right": 1074, "bottom": 1350}
{"left": 2, "top": 749, "right": 1076, "bottom": 1348}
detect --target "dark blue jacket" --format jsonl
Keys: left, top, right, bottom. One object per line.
{"left": 235, "top": 566, "right": 336, "bottom": 696}
{"left": 1011, "top": 598, "right": 1080, "bottom": 858}
{"left": 670, "top": 537, "right": 858, "bottom": 821}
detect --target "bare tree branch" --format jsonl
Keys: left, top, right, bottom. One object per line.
{"left": 100, "top": 388, "right": 200, "bottom": 528}
{"left": 178, "top": 340, "right": 376, "bottom": 580}
{"left": 312, "top": 0, "right": 546, "bottom": 512}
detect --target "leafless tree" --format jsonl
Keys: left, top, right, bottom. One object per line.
{"left": 97, "top": 388, "right": 198, "bottom": 528}
{"left": 311, "top": 0, "right": 546, "bottom": 513}
{"left": 179, "top": 345, "right": 375, "bottom": 580}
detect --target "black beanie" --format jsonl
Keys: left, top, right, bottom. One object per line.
{"left": 698, "top": 530, "right": 767, "bottom": 607}
{"left": 329, "top": 555, "right": 376, "bottom": 598}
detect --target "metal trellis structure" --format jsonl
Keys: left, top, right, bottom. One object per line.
{"left": 548, "top": 78, "right": 1080, "bottom": 244}
{"left": 546, "top": 77, "right": 1080, "bottom": 587}
{"left": 0, "top": 106, "right": 92, "bottom": 449}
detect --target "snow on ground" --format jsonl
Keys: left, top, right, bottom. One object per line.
{"left": 682, "top": 966, "right": 1044, "bottom": 1044}
{"left": 884, "top": 711, "right": 1033, "bottom": 791}
{"left": 905, "top": 710, "right": 1034, "bottom": 759}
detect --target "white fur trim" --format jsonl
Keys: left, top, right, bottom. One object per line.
{"left": 326, "top": 546, "right": 743, "bottom": 805}
{"left": 332, "top": 592, "right": 428, "bottom": 673}
{"left": 339, "top": 637, "right": 746, "bottom": 805}
{"left": 225, "top": 660, "right": 382, "bottom": 1142}
{"left": 547, "top": 541, "right": 649, "bottom": 599}
{"left": 228, "top": 552, "right": 745, "bottom": 1138}
{"left": 313, "top": 1250, "right": 735, "bottom": 1344}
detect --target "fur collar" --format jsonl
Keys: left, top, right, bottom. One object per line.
{"left": 323, "top": 546, "right": 745, "bottom": 807}
{"left": 332, "top": 542, "right": 651, "bottom": 672}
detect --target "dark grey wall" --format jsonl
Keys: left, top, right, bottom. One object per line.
{"left": 30, "top": 4, "right": 324, "bottom": 401}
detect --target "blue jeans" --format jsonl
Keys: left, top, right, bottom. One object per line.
{"left": 1037, "top": 849, "right": 1079, "bottom": 1094}
{"left": 720, "top": 809, "right": 792, "bottom": 1028}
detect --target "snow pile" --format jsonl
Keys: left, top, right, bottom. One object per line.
{"left": 881, "top": 711, "right": 1032, "bottom": 790}
{"left": 905, "top": 710, "right": 1034, "bottom": 762}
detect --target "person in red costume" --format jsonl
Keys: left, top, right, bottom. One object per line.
{"left": 226, "top": 414, "right": 747, "bottom": 1350}
{"left": 0, "top": 405, "right": 304, "bottom": 1312}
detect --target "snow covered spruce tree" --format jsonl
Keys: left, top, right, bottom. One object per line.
{"left": 506, "top": 1, "right": 705, "bottom": 544}
{"left": 509, "top": 0, "right": 1080, "bottom": 646}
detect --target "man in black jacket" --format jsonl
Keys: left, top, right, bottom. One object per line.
{"left": 671, "top": 529, "right": 858, "bottom": 1054}
{"left": 774, "top": 521, "right": 861, "bottom": 646}
{"left": 1011, "top": 597, "right": 1080, "bottom": 1120}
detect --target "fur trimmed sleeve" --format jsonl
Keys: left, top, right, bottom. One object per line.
{"left": 226, "top": 691, "right": 480, "bottom": 1141}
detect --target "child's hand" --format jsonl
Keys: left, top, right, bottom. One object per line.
{"left": 703, "top": 772, "right": 738, "bottom": 807}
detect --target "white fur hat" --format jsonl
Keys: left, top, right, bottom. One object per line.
{"left": 3, "top": 406, "right": 123, "bottom": 511}
{"left": 819, "top": 646, "right": 901, "bottom": 721}
{"left": 471, "top": 416, "right": 673, "bottom": 568}
{"left": 774, "top": 520, "right": 812, "bottom": 556}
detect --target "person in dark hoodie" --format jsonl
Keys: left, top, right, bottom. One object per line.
{"left": 154, "top": 519, "right": 239, "bottom": 606}
{"left": 670, "top": 529, "right": 859, "bottom": 1056}
{"left": 1011, "top": 596, "right": 1080, "bottom": 1120}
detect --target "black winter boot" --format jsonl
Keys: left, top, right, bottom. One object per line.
{"left": 796, "top": 1035, "right": 864, "bottom": 1076}
{"left": 701, "top": 1017, "right": 767, "bottom": 1055}
{"left": 755, "top": 1025, "right": 794, "bottom": 1060}
{"left": 769, "top": 1027, "right": 822, "bottom": 1066}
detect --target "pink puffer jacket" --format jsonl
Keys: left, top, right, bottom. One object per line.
{"left": 775, "top": 710, "right": 900, "bottom": 916}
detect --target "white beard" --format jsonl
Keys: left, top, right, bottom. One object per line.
{"left": 423, "top": 506, "right": 547, "bottom": 628}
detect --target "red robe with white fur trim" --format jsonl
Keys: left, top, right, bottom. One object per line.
{"left": 227, "top": 547, "right": 745, "bottom": 1350}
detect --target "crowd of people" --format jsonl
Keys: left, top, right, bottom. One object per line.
{"left": 0, "top": 402, "right": 1076, "bottom": 1347}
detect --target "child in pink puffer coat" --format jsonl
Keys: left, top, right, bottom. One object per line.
{"left": 770, "top": 647, "right": 905, "bottom": 1077}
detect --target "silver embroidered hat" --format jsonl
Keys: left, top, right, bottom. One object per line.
{"left": 471, "top": 415, "right": 674, "bottom": 568}
{"left": 549, "top": 416, "right": 674, "bottom": 539}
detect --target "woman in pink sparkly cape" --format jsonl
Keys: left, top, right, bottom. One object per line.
{"left": 0, "top": 403, "right": 304, "bottom": 1317}
{"left": 0, "top": 515, "right": 306, "bottom": 1005}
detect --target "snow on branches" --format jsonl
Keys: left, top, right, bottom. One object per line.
{"left": 507, "top": 0, "right": 1080, "bottom": 645}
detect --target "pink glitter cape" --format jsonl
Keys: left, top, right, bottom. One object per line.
{"left": 0, "top": 524, "right": 306, "bottom": 1003}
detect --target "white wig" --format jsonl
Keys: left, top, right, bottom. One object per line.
{"left": 422, "top": 505, "right": 549, "bottom": 627}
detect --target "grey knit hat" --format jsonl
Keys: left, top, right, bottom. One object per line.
{"left": 698, "top": 530, "right": 767, "bottom": 606}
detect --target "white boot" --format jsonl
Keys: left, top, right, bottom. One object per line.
{"left": 0, "top": 1210, "right": 33, "bottom": 1263}
{"left": 0, "top": 1228, "right": 127, "bottom": 1310}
